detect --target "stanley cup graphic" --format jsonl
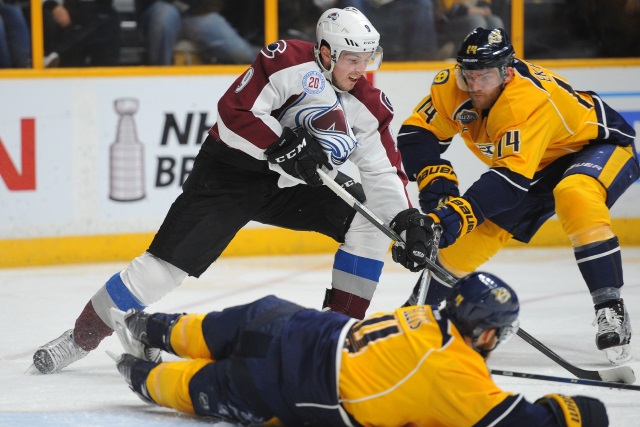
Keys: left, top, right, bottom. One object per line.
{"left": 109, "top": 98, "right": 145, "bottom": 201}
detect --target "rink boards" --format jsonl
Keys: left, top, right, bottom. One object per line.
{"left": 1, "top": 64, "right": 639, "bottom": 267}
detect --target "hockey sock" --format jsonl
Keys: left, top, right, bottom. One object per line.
{"left": 574, "top": 236, "right": 623, "bottom": 295}
{"left": 323, "top": 288, "right": 370, "bottom": 320}
{"left": 74, "top": 301, "right": 114, "bottom": 351}
{"left": 145, "top": 312, "right": 184, "bottom": 354}
{"left": 591, "top": 287, "right": 622, "bottom": 305}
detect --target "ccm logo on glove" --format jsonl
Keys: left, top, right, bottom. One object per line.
{"left": 270, "top": 138, "right": 308, "bottom": 163}
{"left": 265, "top": 127, "right": 332, "bottom": 187}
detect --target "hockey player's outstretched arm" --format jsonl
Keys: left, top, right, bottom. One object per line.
{"left": 535, "top": 394, "right": 608, "bottom": 427}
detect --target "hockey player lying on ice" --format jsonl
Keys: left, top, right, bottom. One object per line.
{"left": 109, "top": 272, "right": 608, "bottom": 427}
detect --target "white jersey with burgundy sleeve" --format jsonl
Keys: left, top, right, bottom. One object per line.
{"left": 209, "top": 39, "right": 410, "bottom": 300}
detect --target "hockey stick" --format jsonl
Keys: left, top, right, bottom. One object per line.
{"left": 317, "top": 169, "right": 636, "bottom": 384}
{"left": 416, "top": 226, "right": 442, "bottom": 305}
{"left": 317, "top": 169, "right": 456, "bottom": 284}
{"left": 490, "top": 369, "right": 640, "bottom": 391}
{"left": 515, "top": 328, "right": 635, "bottom": 383}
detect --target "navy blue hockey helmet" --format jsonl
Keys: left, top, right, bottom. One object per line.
{"left": 443, "top": 272, "right": 520, "bottom": 348}
{"left": 457, "top": 27, "right": 515, "bottom": 71}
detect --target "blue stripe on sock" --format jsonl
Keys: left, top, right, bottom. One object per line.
{"left": 105, "top": 273, "right": 145, "bottom": 311}
{"left": 333, "top": 249, "right": 384, "bottom": 282}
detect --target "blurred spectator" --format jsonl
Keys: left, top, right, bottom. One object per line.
{"left": 0, "top": 0, "right": 31, "bottom": 67}
{"left": 588, "top": 0, "right": 640, "bottom": 57}
{"left": 435, "top": 0, "right": 504, "bottom": 47}
{"left": 219, "top": 0, "right": 264, "bottom": 47}
{"left": 42, "top": 0, "right": 120, "bottom": 67}
{"left": 277, "top": 0, "right": 318, "bottom": 43}
{"left": 316, "top": 0, "right": 449, "bottom": 61}
{"left": 136, "top": 0, "right": 258, "bottom": 65}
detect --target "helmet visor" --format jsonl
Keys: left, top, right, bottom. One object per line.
{"left": 335, "top": 46, "right": 383, "bottom": 72}
{"left": 455, "top": 67, "right": 504, "bottom": 92}
{"left": 495, "top": 318, "right": 520, "bottom": 346}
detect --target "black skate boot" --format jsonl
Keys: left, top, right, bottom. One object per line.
{"left": 111, "top": 309, "right": 162, "bottom": 363}
{"left": 115, "top": 353, "right": 158, "bottom": 404}
{"left": 593, "top": 299, "right": 632, "bottom": 364}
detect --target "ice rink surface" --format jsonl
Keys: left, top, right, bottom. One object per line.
{"left": 1, "top": 247, "right": 639, "bottom": 426}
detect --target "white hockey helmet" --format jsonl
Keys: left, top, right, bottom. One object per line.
{"left": 315, "top": 7, "right": 382, "bottom": 87}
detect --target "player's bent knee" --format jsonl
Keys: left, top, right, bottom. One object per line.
{"left": 122, "top": 252, "right": 188, "bottom": 306}
{"left": 554, "top": 175, "right": 611, "bottom": 237}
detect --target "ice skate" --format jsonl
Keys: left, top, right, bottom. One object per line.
{"left": 113, "top": 353, "right": 157, "bottom": 404}
{"left": 110, "top": 308, "right": 162, "bottom": 363}
{"left": 30, "top": 329, "right": 88, "bottom": 374}
{"left": 593, "top": 299, "right": 632, "bottom": 365}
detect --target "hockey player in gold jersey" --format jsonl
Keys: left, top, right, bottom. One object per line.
{"left": 110, "top": 271, "right": 608, "bottom": 426}
{"left": 391, "top": 27, "right": 639, "bottom": 365}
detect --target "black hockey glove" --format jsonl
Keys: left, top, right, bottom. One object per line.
{"left": 265, "top": 127, "right": 332, "bottom": 187}
{"left": 390, "top": 208, "right": 435, "bottom": 272}
{"left": 335, "top": 171, "right": 366, "bottom": 203}
{"left": 416, "top": 160, "right": 460, "bottom": 213}
{"left": 535, "top": 394, "right": 608, "bottom": 427}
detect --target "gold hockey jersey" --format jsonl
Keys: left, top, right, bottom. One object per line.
{"left": 403, "top": 60, "right": 616, "bottom": 180}
{"left": 338, "top": 306, "right": 513, "bottom": 426}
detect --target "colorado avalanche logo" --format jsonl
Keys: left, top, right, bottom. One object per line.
{"left": 299, "top": 102, "right": 355, "bottom": 166}
{"left": 261, "top": 40, "right": 287, "bottom": 59}
{"left": 302, "top": 70, "right": 326, "bottom": 95}
{"left": 380, "top": 92, "right": 393, "bottom": 114}
{"left": 311, "top": 106, "right": 349, "bottom": 135}
{"left": 328, "top": 12, "right": 339, "bottom": 20}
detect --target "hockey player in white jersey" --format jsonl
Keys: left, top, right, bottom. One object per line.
{"left": 31, "top": 7, "right": 410, "bottom": 374}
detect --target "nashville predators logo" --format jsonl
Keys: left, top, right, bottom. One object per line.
{"left": 488, "top": 30, "right": 503, "bottom": 45}
{"left": 492, "top": 287, "right": 512, "bottom": 304}
{"left": 433, "top": 70, "right": 449, "bottom": 85}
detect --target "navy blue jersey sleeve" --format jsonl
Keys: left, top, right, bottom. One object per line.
{"left": 463, "top": 167, "right": 531, "bottom": 219}
{"left": 397, "top": 124, "right": 452, "bottom": 180}
{"left": 474, "top": 394, "right": 562, "bottom": 427}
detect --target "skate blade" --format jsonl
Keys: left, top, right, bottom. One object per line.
{"left": 604, "top": 344, "right": 632, "bottom": 365}
{"left": 110, "top": 308, "right": 143, "bottom": 358}
{"left": 25, "top": 363, "right": 42, "bottom": 375}
{"left": 105, "top": 350, "right": 122, "bottom": 363}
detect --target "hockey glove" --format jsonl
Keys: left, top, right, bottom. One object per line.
{"left": 416, "top": 160, "right": 460, "bottom": 213}
{"left": 535, "top": 394, "right": 609, "bottom": 427}
{"left": 427, "top": 197, "right": 483, "bottom": 248}
{"left": 335, "top": 171, "right": 366, "bottom": 203}
{"left": 390, "top": 208, "right": 435, "bottom": 272}
{"left": 265, "top": 127, "right": 332, "bottom": 187}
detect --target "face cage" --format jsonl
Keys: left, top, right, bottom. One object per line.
{"left": 454, "top": 65, "right": 507, "bottom": 92}
{"left": 495, "top": 318, "right": 520, "bottom": 346}
{"left": 472, "top": 318, "right": 520, "bottom": 356}
{"left": 333, "top": 46, "right": 384, "bottom": 72}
